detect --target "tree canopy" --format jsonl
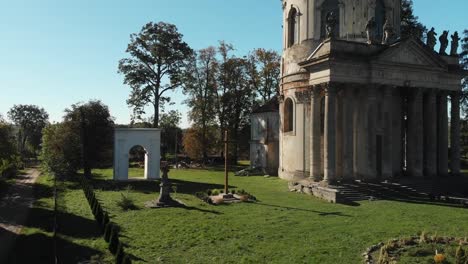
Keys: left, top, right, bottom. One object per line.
{"left": 42, "top": 100, "right": 114, "bottom": 175}
{"left": 119, "top": 21, "right": 193, "bottom": 128}
{"left": 7, "top": 104, "right": 49, "bottom": 158}
{"left": 460, "top": 29, "right": 468, "bottom": 115}
{"left": 400, "top": 0, "right": 427, "bottom": 40}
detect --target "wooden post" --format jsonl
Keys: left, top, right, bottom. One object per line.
{"left": 175, "top": 129, "right": 178, "bottom": 169}
{"left": 224, "top": 130, "right": 229, "bottom": 194}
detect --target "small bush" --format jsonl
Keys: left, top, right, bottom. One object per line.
{"left": 122, "top": 254, "right": 132, "bottom": 264}
{"left": 102, "top": 212, "right": 110, "bottom": 227}
{"left": 116, "top": 241, "right": 125, "bottom": 264}
{"left": 212, "top": 190, "right": 219, "bottom": 196}
{"left": 206, "top": 189, "right": 212, "bottom": 196}
{"left": 104, "top": 222, "right": 113, "bottom": 242}
{"left": 109, "top": 225, "right": 120, "bottom": 254}
{"left": 116, "top": 193, "right": 138, "bottom": 211}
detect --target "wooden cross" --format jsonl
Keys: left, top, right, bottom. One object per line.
{"left": 223, "top": 130, "right": 236, "bottom": 194}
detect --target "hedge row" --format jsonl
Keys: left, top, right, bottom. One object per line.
{"left": 78, "top": 174, "right": 132, "bottom": 264}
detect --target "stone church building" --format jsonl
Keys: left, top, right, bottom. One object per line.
{"left": 279, "top": 0, "right": 464, "bottom": 184}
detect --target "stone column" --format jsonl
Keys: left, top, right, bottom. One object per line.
{"left": 323, "top": 84, "right": 337, "bottom": 184}
{"left": 437, "top": 92, "right": 449, "bottom": 177}
{"left": 342, "top": 88, "right": 354, "bottom": 181}
{"left": 423, "top": 90, "right": 437, "bottom": 179}
{"left": 354, "top": 87, "right": 368, "bottom": 180}
{"left": 407, "top": 88, "right": 424, "bottom": 177}
{"left": 310, "top": 86, "right": 322, "bottom": 181}
{"left": 382, "top": 87, "right": 393, "bottom": 179}
{"left": 450, "top": 91, "right": 461, "bottom": 175}
{"left": 336, "top": 89, "right": 344, "bottom": 179}
{"left": 365, "top": 87, "right": 378, "bottom": 180}
{"left": 392, "top": 88, "right": 403, "bottom": 177}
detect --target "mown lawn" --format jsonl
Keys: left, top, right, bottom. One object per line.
{"left": 5, "top": 172, "right": 113, "bottom": 263}
{"left": 90, "top": 168, "right": 468, "bottom": 264}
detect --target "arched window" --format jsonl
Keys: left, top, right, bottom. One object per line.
{"left": 284, "top": 98, "right": 294, "bottom": 132}
{"left": 320, "top": 0, "right": 340, "bottom": 38}
{"left": 375, "top": 0, "right": 386, "bottom": 41}
{"left": 288, "top": 8, "right": 298, "bottom": 47}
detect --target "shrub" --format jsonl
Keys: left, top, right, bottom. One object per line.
{"left": 212, "top": 190, "right": 219, "bottom": 196}
{"left": 109, "top": 225, "right": 120, "bottom": 254}
{"left": 206, "top": 189, "right": 212, "bottom": 196}
{"left": 116, "top": 241, "right": 125, "bottom": 264}
{"left": 122, "top": 254, "right": 132, "bottom": 264}
{"left": 102, "top": 212, "right": 110, "bottom": 227}
{"left": 0, "top": 159, "right": 17, "bottom": 178}
{"left": 104, "top": 222, "right": 113, "bottom": 242}
{"left": 116, "top": 193, "right": 137, "bottom": 211}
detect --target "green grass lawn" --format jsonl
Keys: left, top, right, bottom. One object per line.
{"left": 89, "top": 168, "right": 468, "bottom": 264}
{"left": 5, "top": 172, "right": 114, "bottom": 263}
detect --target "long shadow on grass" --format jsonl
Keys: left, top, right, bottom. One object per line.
{"left": 0, "top": 225, "right": 110, "bottom": 264}
{"left": 252, "top": 203, "right": 352, "bottom": 217}
{"left": 1, "top": 227, "right": 54, "bottom": 264}
{"left": 90, "top": 173, "right": 232, "bottom": 195}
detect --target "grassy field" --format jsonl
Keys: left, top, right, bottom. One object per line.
{"left": 4, "top": 172, "right": 114, "bottom": 263}
{"left": 89, "top": 168, "right": 468, "bottom": 264}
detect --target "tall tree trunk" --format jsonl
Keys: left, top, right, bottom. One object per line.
{"left": 154, "top": 99, "right": 159, "bottom": 128}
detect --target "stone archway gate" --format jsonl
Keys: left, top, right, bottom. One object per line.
{"left": 113, "top": 128, "right": 161, "bottom": 180}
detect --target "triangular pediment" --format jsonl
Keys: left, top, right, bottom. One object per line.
{"left": 375, "top": 38, "right": 447, "bottom": 69}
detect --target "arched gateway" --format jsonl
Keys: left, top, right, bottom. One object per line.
{"left": 113, "top": 128, "right": 161, "bottom": 180}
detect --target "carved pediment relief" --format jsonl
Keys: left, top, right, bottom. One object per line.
{"left": 375, "top": 39, "right": 447, "bottom": 69}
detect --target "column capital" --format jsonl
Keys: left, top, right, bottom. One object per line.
{"left": 323, "top": 82, "right": 338, "bottom": 95}
{"left": 295, "top": 89, "right": 311, "bottom": 104}
{"left": 309, "top": 85, "right": 323, "bottom": 97}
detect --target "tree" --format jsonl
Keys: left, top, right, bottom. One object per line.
{"left": 183, "top": 128, "right": 204, "bottom": 160}
{"left": 400, "top": 0, "right": 427, "bottom": 40}
{"left": 247, "top": 48, "right": 281, "bottom": 104}
{"left": 183, "top": 47, "right": 218, "bottom": 161}
{"left": 159, "top": 110, "right": 182, "bottom": 129}
{"left": 460, "top": 30, "right": 468, "bottom": 115}
{"left": 0, "top": 117, "right": 17, "bottom": 161}
{"left": 119, "top": 22, "right": 193, "bottom": 128}
{"left": 7, "top": 104, "right": 49, "bottom": 158}
{"left": 159, "top": 110, "right": 182, "bottom": 158}
{"left": 41, "top": 123, "right": 81, "bottom": 175}
{"left": 215, "top": 41, "right": 235, "bottom": 151}
{"left": 64, "top": 100, "right": 115, "bottom": 173}
{"left": 220, "top": 56, "right": 255, "bottom": 162}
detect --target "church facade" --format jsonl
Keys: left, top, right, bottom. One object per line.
{"left": 279, "top": 0, "right": 464, "bottom": 184}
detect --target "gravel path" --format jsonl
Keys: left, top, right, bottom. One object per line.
{"left": 0, "top": 168, "right": 41, "bottom": 261}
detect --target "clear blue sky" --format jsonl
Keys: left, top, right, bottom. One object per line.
{"left": 0, "top": 0, "right": 466, "bottom": 128}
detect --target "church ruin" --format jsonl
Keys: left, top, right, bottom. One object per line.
{"left": 279, "top": 0, "right": 464, "bottom": 185}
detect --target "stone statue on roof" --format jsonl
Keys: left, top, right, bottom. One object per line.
{"left": 439, "top": 30, "right": 449, "bottom": 55}
{"left": 382, "top": 19, "right": 394, "bottom": 45}
{"left": 326, "top": 11, "right": 337, "bottom": 39}
{"left": 365, "top": 17, "right": 377, "bottom": 44}
{"left": 426, "top": 27, "right": 437, "bottom": 51}
{"left": 450, "top": 31, "right": 461, "bottom": 56}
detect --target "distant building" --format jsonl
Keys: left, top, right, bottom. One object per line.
{"left": 250, "top": 98, "right": 279, "bottom": 176}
